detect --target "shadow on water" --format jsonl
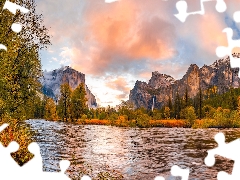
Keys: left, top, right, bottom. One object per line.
{"left": 26, "top": 119, "right": 240, "bottom": 180}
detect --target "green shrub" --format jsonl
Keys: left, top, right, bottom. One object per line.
{"left": 181, "top": 106, "right": 197, "bottom": 127}
{"left": 98, "top": 112, "right": 107, "bottom": 120}
{"left": 213, "top": 107, "right": 232, "bottom": 127}
{"left": 152, "top": 112, "right": 162, "bottom": 120}
{"left": 109, "top": 113, "right": 118, "bottom": 125}
{"left": 136, "top": 113, "right": 150, "bottom": 128}
{"left": 203, "top": 105, "right": 216, "bottom": 119}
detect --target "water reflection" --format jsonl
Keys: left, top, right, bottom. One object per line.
{"left": 26, "top": 119, "right": 240, "bottom": 179}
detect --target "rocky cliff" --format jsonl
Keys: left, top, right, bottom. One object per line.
{"left": 129, "top": 56, "right": 240, "bottom": 109}
{"left": 40, "top": 66, "right": 97, "bottom": 108}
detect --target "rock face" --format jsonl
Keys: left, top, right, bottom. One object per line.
{"left": 129, "top": 57, "right": 240, "bottom": 109}
{"left": 40, "top": 66, "right": 97, "bottom": 108}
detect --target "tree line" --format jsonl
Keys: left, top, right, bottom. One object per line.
{"left": 28, "top": 83, "right": 240, "bottom": 128}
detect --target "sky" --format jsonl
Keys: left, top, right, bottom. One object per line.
{"left": 35, "top": 0, "right": 240, "bottom": 107}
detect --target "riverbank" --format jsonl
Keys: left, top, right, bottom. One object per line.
{"left": 78, "top": 119, "right": 187, "bottom": 128}
{"left": 45, "top": 118, "right": 240, "bottom": 129}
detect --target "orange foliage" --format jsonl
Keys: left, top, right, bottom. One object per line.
{"left": 115, "top": 116, "right": 129, "bottom": 127}
{"left": 77, "top": 118, "right": 187, "bottom": 128}
{"left": 0, "top": 120, "right": 34, "bottom": 166}
{"left": 150, "top": 120, "right": 186, "bottom": 128}
{"left": 81, "top": 119, "right": 110, "bottom": 125}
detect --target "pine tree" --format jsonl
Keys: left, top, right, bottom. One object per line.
{"left": 70, "top": 83, "right": 88, "bottom": 121}
{"left": 57, "top": 83, "right": 72, "bottom": 121}
{"left": 174, "top": 91, "right": 181, "bottom": 119}
{"left": 199, "top": 87, "right": 203, "bottom": 119}
{"left": 33, "top": 95, "right": 45, "bottom": 119}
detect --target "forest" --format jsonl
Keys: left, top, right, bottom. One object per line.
{"left": 29, "top": 83, "right": 240, "bottom": 129}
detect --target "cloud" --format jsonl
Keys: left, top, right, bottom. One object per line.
{"left": 36, "top": 0, "right": 240, "bottom": 106}
{"left": 105, "top": 77, "right": 131, "bottom": 100}
{"left": 52, "top": 57, "right": 58, "bottom": 61}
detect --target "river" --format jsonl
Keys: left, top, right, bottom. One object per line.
{"left": 26, "top": 119, "right": 240, "bottom": 180}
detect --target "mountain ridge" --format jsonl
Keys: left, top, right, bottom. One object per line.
{"left": 129, "top": 56, "right": 240, "bottom": 109}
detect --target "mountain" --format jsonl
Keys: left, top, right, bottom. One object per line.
{"left": 40, "top": 66, "right": 97, "bottom": 108}
{"left": 129, "top": 56, "right": 240, "bottom": 109}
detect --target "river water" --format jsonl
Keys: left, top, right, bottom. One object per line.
{"left": 26, "top": 119, "right": 240, "bottom": 180}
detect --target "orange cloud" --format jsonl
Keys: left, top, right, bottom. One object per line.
{"left": 105, "top": 77, "right": 131, "bottom": 99}
{"left": 69, "top": 0, "right": 177, "bottom": 75}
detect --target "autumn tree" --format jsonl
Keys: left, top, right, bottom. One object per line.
{"left": 44, "top": 97, "right": 57, "bottom": 120}
{"left": 0, "top": 0, "right": 50, "bottom": 120}
{"left": 118, "top": 101, "right": 135, "bottom": 120}
{"left": 164, "top": 106, "right": 170, "bottom": 119}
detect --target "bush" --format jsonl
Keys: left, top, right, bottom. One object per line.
{"left": 152, "top": 112, "right": 162, "bottom": 120}
{"left": 136, "top": 113, "right": 150, "bottom": 128}
{"left": 116, "top": 115, "right": 129, "bottom": 127}
{"left": 79, "top": 114, "right": 87, "bottom": 124}
{"left": 203, "top": 105, "right": 216, "bottom": 119}
{"left": 181, "top": 106, "right": 197, "bottom": 127}
{"left": 98, "top": 112, "right": 107, "bottom": 120}
{"left": 108, "top": 113, "right": 118, "bottom": 125}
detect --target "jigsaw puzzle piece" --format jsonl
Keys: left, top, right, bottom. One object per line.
{"left": 205, "top": 132, "right": 240, "bottom": 164}
{"left": 18, "top": 143, "right": 71, "bottom": 180}
{"left": 2, "top": 0, "right": 29, "bottom": 34}
{"left": 217, "top": 171, "right": 234, "bottom": 180}
{"left": 0, "top": 123, "right": 8, "bottom": 132}
{"left": 233, "top": 11, "right": 240, "bottom": 23}
{"left": 81, "top": 175, "right": 92, "bottom": 180}
{"left": 205, "top": 132, "right": 240, "bottom": 179}
{"left": 175, "top": 0, "right": 226, "bottom": 22}
{"left": 2, "top": 0, "right": 29, "bottom": 14}
{"left": 154, "top": 176, "right": 165, "bottom": 180}
{"left": 216, "top": 28, "right": 240, "bottom": 75}
{"left": 154, "top": 165, "right": 189, "bottom": 180}
{"left": 216, "top": 28, "right": 240, "bottom": 76}
{"left": 215, "top": 0, "right": 226, "bottom": 12}
{"left": 0, "top": 141, "right": 22, "bottom": 179}
{"left": 20, "top": 142, "right": 43, "bottom": 175}
{"left": 171, "top": 165, "right": 189, "bottom": 180}
{"left": 174, "top": 1, "right": 189, "bottom": 22}
{"left": 41, "top": 160, "right": 71, "bottom": 180}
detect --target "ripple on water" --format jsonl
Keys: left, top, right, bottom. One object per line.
{"left": 26, "top": 119, "right": 240, "bottom": 180}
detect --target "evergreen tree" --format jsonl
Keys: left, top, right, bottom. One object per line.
{"left": 70, "top": 83, "right": 88, "bottom": 121}
{"left": 174, "top": 91, "right": 181, "bottom": 119}
{"left": 198, "top": 87, "right": 203, "bottom": 119}
{"left": 184, "top": 87, "right": 189, "bottom": 108}
{"left": 33, "top": 95, "right": 46, "bottom": 119}
{"left": 57, "top": 83, "right": 72, "bottom": 121}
